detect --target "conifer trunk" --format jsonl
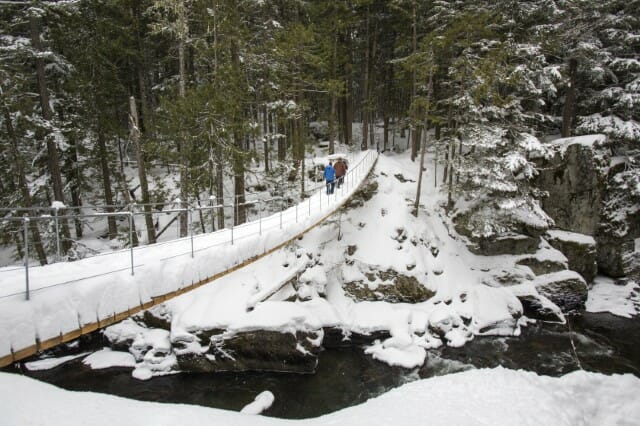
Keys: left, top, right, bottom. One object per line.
{"left": 178, "top": 39, "right": 189, "bottom": 237}
{"left": 2, "top": 104, "right": 48, "bottom": 265}
{"left": 129, "top": 96, "right": 156, "bottom": 244}
{"left": 97, "top": 131, "right": 118, "bottom": 240}
{"left": 561, "top": 58, "right": 577, "bottom": 138}
{"left": 30, "top": 13, "right": 71, "bottom": 252}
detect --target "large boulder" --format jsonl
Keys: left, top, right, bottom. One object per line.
{"left": 321, "top": 327, "right": 391, "bottom": 348}
{"left": 176, "top": 329, "right": 321, "bottom": 373}
{"left": 343, "top": 268, "right": 434, "bottom": 303}
{"left": 533, "top": 270, "right": 588, "bottom": 313}
{"left": 516, "top": 257, "right": 567, "bottom": 276}
{"left": 469, "top": 234, "right": 540, "bottom": 256}
{"left": 533, "top": 135, "right": 608, "bottom": 236}
{"left": 545, "top": 230, "right": 597, "bottom": 283}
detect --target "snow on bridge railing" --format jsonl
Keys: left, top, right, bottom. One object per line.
{"left": 0, "top": 150, "right": 378, "bottom": 302}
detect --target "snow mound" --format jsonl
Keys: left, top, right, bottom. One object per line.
{"left": 240, "top": 391, "right": 275, "bottom": 415}
{"left": 82, "top": 348, "right": 136, "bottom": 369}
{"left": 2, "top": 367, "right": 640, "bottom": 425}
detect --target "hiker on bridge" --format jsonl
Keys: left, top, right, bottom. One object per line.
{"left": 334, "top": 157, "right": 347, "bottom": 188}
{"left": 324, "top": 161, "right": 336, "bottom": 195}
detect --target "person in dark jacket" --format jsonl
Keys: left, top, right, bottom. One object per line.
{"left": 334, "top": 158, "right": 347, "bottom": 188}
{"left": 324, "top": 161, "right": 336, "bottom": 194}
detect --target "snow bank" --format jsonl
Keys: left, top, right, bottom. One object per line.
{"left": 549, "top": 134, "right": 607, "bottom": 157}
{"left": 586, "top": 276, "right": 640, "bottom": 318}
{"left": 2, "top": 367, "right": 640, "bottom": 425}
{"left": 546, "top": 230, "right": 596, "bottom": 246}
{"left": 24, "top": 352, "right": 89, "bottom": 371}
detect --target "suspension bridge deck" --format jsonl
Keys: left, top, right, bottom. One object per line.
{"left": 0, "top": 151, "right": 377, "bottom": 367}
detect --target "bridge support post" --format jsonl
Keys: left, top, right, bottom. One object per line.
{"left": 23, "top": 216, "right": 30, "bottom": 301}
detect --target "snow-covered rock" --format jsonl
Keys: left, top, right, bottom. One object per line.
{"left": 533, "top": 270, "right": 588, "bottom": 313}
{"left": 545, "top": 229, "right": 597, "bottom": 283}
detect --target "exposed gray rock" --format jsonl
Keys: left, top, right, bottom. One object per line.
{"left": 516, "top": 257, "right": 567, "bottom": 276}
{"left": 321, "top": 327, "right": 391, "bottom": 348}
{"left": 597, "top": 238, "right": 637, "bottom": 277}
{"left": 343, "top": 268, "right": 434, "bottom": 303}
{"left": 533, "top": 270, "right": 588, "bottom": 313}
{"left": 342, "top": 181, "right": 378, "bottom": 209}
{"left": 141, "top": 306, "right": 172, "bottom": 331}
{"left": 482, "top": 267, "right": 535, "bottom": 287}
{"left": 469, "top": 234, "right": 540, "bottom": 256}
{"left": 545, "top": 230, "right": 597, "bottom": 283}
{"left": 517, "top": 295, "right": 564, "bottom": 322}
{"left": 176, "top": 329, "right": 321, "bottom": 373}
{"left": 534, "top": 139, "right": 608, "bottom": 236}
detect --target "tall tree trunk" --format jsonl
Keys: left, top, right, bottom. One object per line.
{"left": 263, "top": 105, "right": 270, "bottom": 172}
{"left": 329, "top": 94, "right": 336, "bottom": 155}
{"left": 30, "top": 13, "right": 71, "bottom": 252}
{"left": 276, "top": 112, "right": 285, "bottom": 161}
{"left": 129, "top": 96, "right": 156, "bottom": 244}
{"left": 178, "top": 39, "right": 189, "bottom": 237}
{"left": 215, "top": 143, "right": 225, "bottom": 230}
{"left": 344, "top": 29, "right": 353, "bottom": 146}
{"left": 561, "top": 57, "right": 577, "bottom": 138}
{"left": 413, "top": 66, "right": 433, "bottom": 216}
{"left": 2, "top": 103, "right": 47, "bottom": 265}
{"left": 329, "top": 33, "right": 338, "bottom": 155}
{"left": 97, "top": 130, "right": 118, "bottom": 239}
{"left": 410, "top": 1, "right": 419, "bottom": 161}
{"left": 447, "top": 139, "right": 456, "bottom": 209}
{"left": 233, "top": 135, "right": 246, "bottom": 225}
{"left": 383, "top": 115, "right": 389, "bottom": 152}
{"left": 434, "top": 124, "right": 440, "bottom": 187}
{"left": 299, "top": 117, "right": 305, "bottom": 195}
{"left": 117, "top": 136, "right": 139, "bottom": 247}
{"left": 64, "top": 131, "right": 83, "bottom": 239}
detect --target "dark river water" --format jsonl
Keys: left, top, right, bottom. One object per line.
{"left": 9, "top": 312, "right": 640, "bottom": 419}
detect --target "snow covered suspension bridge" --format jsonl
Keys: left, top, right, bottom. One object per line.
{"left": 0, "top": 151, "right": 378, "bottom": 367}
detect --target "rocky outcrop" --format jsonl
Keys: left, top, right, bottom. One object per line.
{"left": 469, "top": 234, "right": 540, "bottom": 256}
{"left": 534, "top": 136, "right": 608, "bottom": 236}
{"left": 176, "top": 329, "right": 322, "bottom": 373}
{"left": 516, "top": 257, "right": 567, "bottom": 276}
{"left": 596, "top": 159, "right": 640, "bottom": 277}
{"left": 533, "top": 270, "right": 588, "bottom": 313}
{"left": 533, "top": 135, "right": 640, "bottom": 280}
{"left": 343, "top": 268, "right": 434, "bottom": 303}
{"left": 517, "top": 295, "right": 563, "bottom": 322}
{"left": 343, "top": 181, "right": 378, "bottom": 209}
{"left": 452, "top": 198, "right": 552, "bottom": 257}
{"left": 321, "top": 327, "right": 391, "bottom": 348}
{"left": 545, "top": 230, "right": 597, "bottom": 283}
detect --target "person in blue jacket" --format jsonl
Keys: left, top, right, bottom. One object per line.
{"left": 324, "top": 161, "right": 336, "bottom": 195}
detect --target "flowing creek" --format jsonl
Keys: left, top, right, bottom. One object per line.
{"left": 10, "top": 312, "right": 640, "bottom": 419}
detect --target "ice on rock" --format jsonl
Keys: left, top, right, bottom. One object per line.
{"left": 82, "top": 348, "right": 136, "bottom": 369}
{"left": 240, "top": 390, "right": 275, "bottom": 415}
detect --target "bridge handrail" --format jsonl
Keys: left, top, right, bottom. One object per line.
{"left": 0, "top": 151, "right": 378, "bottom": 301}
